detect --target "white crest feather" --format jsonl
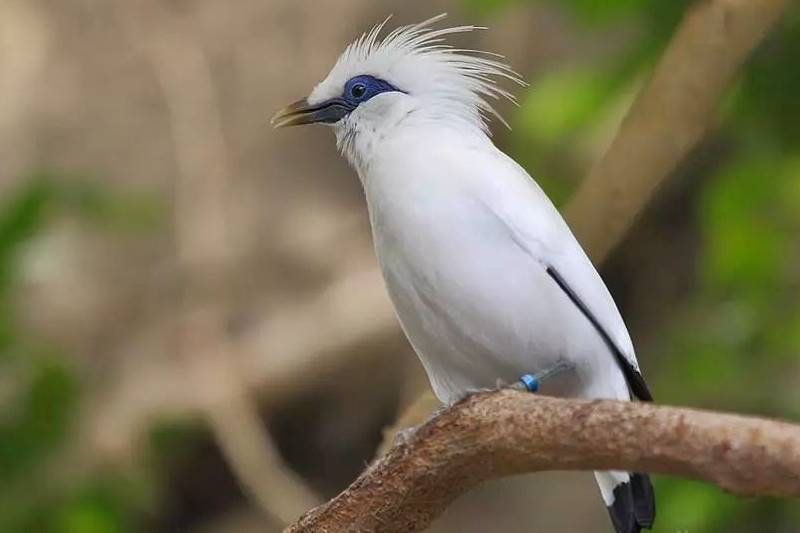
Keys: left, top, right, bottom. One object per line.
{"left": 309, "top": 13, "right": 527, "bottom": 133}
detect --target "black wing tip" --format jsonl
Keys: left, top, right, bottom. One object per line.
{"left": 629, "top": 369, "right": 654, "bottom": 402}
{"left": 608, "top": 474, "right": 656, "bottom": 533}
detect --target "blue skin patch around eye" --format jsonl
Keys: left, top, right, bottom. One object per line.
{"left": 303, "top": 75, "right": 402, "bottom": 124}
{"left": 279, "top": 75, "right": 402, "bottom": 126}
{"left": 343, "top": 75, "right": 402, "bottom": 107}
{"left": 271, "top": 75, "right": 404, "bottom": 127}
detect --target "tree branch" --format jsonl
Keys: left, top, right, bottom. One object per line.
{"left": 287, "top": 390, "right": 800, "bottom": 533}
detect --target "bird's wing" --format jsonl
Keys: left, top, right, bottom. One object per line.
{"left": 478, "top": 150, "right": 652, "bottom": 401}
{"left": 544, "top": 263, "right": 652, "bottom": 401}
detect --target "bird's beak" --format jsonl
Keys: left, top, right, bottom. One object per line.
{"left": 271, "top": 97, "right": 351, "bottom": 128}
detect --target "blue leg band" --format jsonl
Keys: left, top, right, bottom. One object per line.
{"left": 519, "top": 373, "right": 539, "bottom": 393}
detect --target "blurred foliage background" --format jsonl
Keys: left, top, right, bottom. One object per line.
{"left": 0, "top": 0, "right": 798, "bottom": 532}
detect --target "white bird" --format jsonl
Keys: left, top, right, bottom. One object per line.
{"left": 273, "top": 14, "right": 655, "bottom": 533}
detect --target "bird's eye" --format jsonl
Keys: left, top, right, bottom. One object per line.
{"left": 350, "top": 83, "right": 367, "bottom": 99}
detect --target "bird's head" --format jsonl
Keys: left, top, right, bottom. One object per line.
{"left": 272, "top": 14, "right": 524, "bottom": 165}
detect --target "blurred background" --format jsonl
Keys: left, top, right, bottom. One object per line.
{"left": 1, "top": 0, "right": 799, "bottom": 532}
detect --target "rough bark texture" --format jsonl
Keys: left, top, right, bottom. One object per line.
{"left": 565, "top": 0, "right": 789, "bottom": 262}
{"left": 286, "top": 390, "right": 800, "bottom": 532}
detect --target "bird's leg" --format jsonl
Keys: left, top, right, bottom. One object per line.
{"left": 391, "top": 361, "right": 575, "bottom": 448}
{"left": 510, "top": 359, "right": 576, "bottom": 393}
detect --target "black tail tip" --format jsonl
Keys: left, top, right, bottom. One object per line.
{"left": 607, "top": 473, "right": 656, "bottom": 533}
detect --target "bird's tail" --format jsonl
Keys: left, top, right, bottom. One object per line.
{"left": 595, "top": 470, "right": 655, "bottom": 533}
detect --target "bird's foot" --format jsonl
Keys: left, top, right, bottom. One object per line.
{"left": 510, "top": 359, "right": 576, "bottom": 393}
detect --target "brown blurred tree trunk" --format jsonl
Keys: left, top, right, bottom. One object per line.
{"left": 566, "top": 0, "right": 790, "bottom": 263}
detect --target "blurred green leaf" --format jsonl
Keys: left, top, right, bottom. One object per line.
{"left": 700, "top": 154, "right": 795, "bottom": 295}
{"left": 0, "top": 178, "right": 54, "bottom": 257}
{"left": 56, "top": 502, "right": 121, "bottom": 533}
{"left": 731, "top": 13, "right": 800, "bottom": 148}
{"left": 516, "top": 67, "right": 617, "bottom": 145}
{"left": 53, "top": 483, "right": 135, "bottom": 533}
{"left": 58, "top": 181, "right": 165, "bottom": 234}
{"left": 0, "top": 174, "right": 160, "bottom": 532}
{"left": 559, "top": 0, "right": 643, "bottom": 25}
{"left": 654, "top": 478, "right": 741, "bottom": 532}
{"left": 0, "top": 178, "right": 56, "bottom": 293}
{"left": 0, "top": 360, "right": 78, "bottom": 481}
